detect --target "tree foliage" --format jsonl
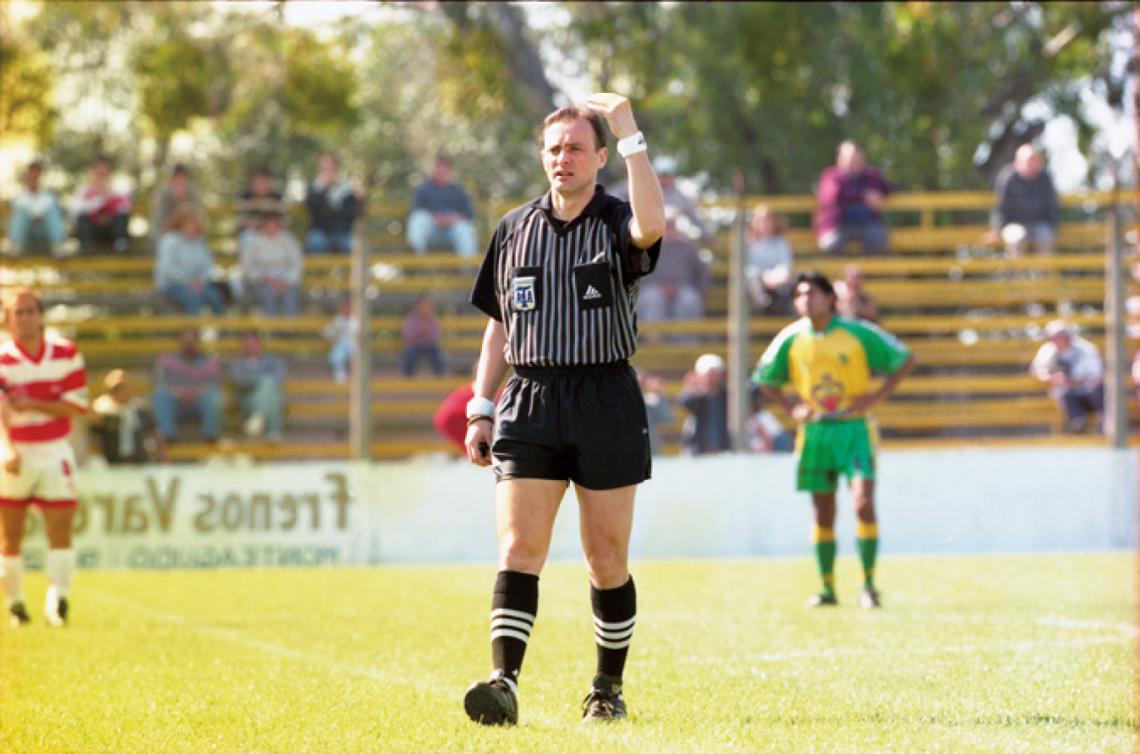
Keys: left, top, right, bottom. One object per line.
{"left": 559, "top": 1, "right": 1129, "bottom": 194}
{"left": 2, "top": 0, "right": 1129, "bottom": 206}
{"left": 0, "top": 35, "right": 57, "bottom": 145}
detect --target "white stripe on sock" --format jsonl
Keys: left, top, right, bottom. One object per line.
{"left": 595, "top": 626, "right": 635, "bottom": 641}
{"left": 491, "top": 617, "right": 533, "bottom": 632}
{"left": 595, "top": 637, "right": 633, "bottom": 650}
{"left": 491, "top": 608, "right": 536, "bottom": 622}
{"left": 490, "top": 628, "right": 531, "bottom": 643}
{"left": 593, "top": 614, "right": 636, "bottom": 630}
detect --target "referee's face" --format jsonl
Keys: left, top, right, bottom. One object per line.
{"left": 542, "top": 118, "right": 607, "bottom": 196}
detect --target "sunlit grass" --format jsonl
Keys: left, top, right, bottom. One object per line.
{"left": 0, "top": 553, "right": 1134, "bottom": 753}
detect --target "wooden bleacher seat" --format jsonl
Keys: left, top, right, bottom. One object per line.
{"left": 6, "top": 189, "right": 1134, "bottom": 461}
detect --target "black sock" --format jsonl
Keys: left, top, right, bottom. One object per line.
{"left": 591, "top": 576, "right": 636, "bottom": 681}
{"left": 490, "top": 570, "right": 538, "bottom": 686}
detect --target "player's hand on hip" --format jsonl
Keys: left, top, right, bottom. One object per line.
{"left": 465, "top": 420, "right": 494, "bottom": 467}
{"left": 2, "top": 453, "right": 20, "bottom": 475}
{"left": 585, "top": 93, "right": 638, "bottom": 140}
{"left": 790, "top": 402, "right": 814, "bottom": 424}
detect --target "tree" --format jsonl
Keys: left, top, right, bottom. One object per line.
{"left": 0, "top": 35, "right": 57, "bottom": 147}
{"left": 557, "top": 2, "right": 1129, "bottom": 194}
{"left": 133, "top": 32, "right": 227, "bottom": 170}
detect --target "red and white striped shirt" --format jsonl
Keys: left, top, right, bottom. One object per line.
{"left": 0, "top": 333, "right": 88, "bottom": 444}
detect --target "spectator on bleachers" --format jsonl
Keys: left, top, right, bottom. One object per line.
{"left": 236, "top": 167, "right": 284, "bottom": 242}
{"left": 814, "top": 140, "right": 891, "bottom": 255}
{"left": 240, "top": 207, "right": 303, "bottom": 317}
{"left": 401, "top": 294, "right": 445, "bottom": 377}
{"left": 1029, "top": 319, "right": 1104, "bottom": 434}
{"left": 71, "top": 155, "right": 132, "bottom": 254}
{"left": 834, "top": 264, "right": 880, "bottom": 323}
{"left": 149, "top": 164, "right": 202, "bottom": 251}
{"left": 153, "top": 327, "right": 222, "bottom": 443}
{"left": 228, "top": 331, "right": 286, "bottom": 443}
{"left": 304, "top": 152, "right": 362, "bottom": 255}
{"left": 89, "top": 369, "right": 166, "bottom": 464}
{"left": 407, "top": 156, "right": 478, "bottom": 257}
{"left": 991, "top": 144, "right": 1059, "bottom": 257}
{"left": 638, "top": 211, "right": 709, "bottom": 325}
{"left": 324, "top": 296, "right": 357, "bottom": 384}
{"left": 679, "top": 353, "right": 731, "bottom": 455}
{"left": 154, "top": 205, "right": 226, "bottom": 315}
{"left": 746, "top": 389, "right": 793, "bottom": 453}
{"left": 6, "top": 161, "right": 66, "bottom": 257}
{"left": 613, "top": 156, "right": 708, "bottom": 241}
{"left": 745, "top": 204, "right": 793, "bottom": 314}
{"left": 638, "top": 371, "right": 674, "bottom": 456}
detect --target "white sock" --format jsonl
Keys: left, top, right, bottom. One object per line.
{"left": 46, "top": 548, "right": 76, "bottom": 598}
{"left": 2, "top": 554, "right": 25, "bottom": 604}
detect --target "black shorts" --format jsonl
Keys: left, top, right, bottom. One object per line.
{"left": 492, "top": 361, "right": 652, "bottom": 490}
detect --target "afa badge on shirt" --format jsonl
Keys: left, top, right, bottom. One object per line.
{"left": 512, "top": 276, "right": 537, "bottom": 312}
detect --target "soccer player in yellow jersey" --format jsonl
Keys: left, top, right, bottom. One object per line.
{"left": 753, "top": 272, "right": 914, "bottom": 608}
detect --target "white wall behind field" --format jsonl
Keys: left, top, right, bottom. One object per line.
{"left": 23, "top": 447, "right": 1136, "bottom": 570}
{"left": 624, "top": 444, "right": 1140, "bottom": 561}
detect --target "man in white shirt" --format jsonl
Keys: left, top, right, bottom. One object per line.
{"left": 1029, "top": 320, "right": 1104, "bottom": 433}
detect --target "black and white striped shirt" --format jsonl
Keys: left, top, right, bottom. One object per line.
{"left": 470, "top": 185, "right": 661, "bottom": 367}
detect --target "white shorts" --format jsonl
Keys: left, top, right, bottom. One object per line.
{"left": 0, "top": 441, "right": 78, "bottom": 508}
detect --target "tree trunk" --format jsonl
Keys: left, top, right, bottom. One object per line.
{"left": 440, "top": 2, "right": 557, "bottom": 119}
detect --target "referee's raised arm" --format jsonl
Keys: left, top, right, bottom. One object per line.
{"left": 585, "top": 93, "right": 665, "bottom": 249}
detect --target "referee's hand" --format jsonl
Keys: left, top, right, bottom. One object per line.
{"left": 465, "top": 420, "right": 493, "bottom": 466}
{"left": 585, "top": 92, "right": 638, "bottom": 140}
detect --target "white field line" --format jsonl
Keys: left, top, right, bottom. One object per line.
{"left": 85, "top": 589, "right": 1136, "bottom": 673}
{"left": 742, "top": 636, "right": 1129, "bottom": 665}
{"left": 84, "top": 587, "right": 401, "bottom": 686}
{"left": 1035, "top": 615, "right": 1140, "bottom": 637}
{"left": 889, "top": 609, "right": 1139, "bottom": 638}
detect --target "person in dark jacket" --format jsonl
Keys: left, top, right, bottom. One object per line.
{"left": 304, "top": 153, "right": 362, "bottom": 254}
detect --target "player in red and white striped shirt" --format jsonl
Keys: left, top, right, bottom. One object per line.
{"left": 0, "top": 288, "right": 88, "bottom": 628}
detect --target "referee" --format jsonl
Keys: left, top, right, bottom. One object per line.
{"left": 462, "top": 93, "right": 665, "bottom": 725}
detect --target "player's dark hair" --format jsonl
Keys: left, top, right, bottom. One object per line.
{"left": 794, "top": 271, "right": 837, "bottom": 311}
{"left": 539, "top": 107, "right": 607, "bottom": 151}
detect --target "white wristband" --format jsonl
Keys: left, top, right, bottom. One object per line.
{"left": 616, "top": 131, "right": 647, "bottom": 159}
{"left": 465, "top": 396, "right": 496, "bottom": 420}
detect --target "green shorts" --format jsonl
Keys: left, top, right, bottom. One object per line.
{"left": 795, "top": 417, "right": 878, "bottom": 493}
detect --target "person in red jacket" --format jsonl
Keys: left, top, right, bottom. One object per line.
{"left": 433, "top": 380, "right": 474, "bottom": 453}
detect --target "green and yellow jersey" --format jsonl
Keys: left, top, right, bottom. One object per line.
{"left": 751, "top": 316, "right": 911, "bottom": 417}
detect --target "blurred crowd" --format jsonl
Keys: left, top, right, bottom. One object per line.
{"left": 4, "top": 136, "right": 1119, "bottom": 462}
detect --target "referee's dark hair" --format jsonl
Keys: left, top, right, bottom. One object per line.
{"left": 794, "top": 270, "right": 837, "bottom": 311}
{"left": 539, "top": 107, "right": 607, "bottom": 151}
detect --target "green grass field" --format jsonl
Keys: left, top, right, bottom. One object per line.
{"left": 0, "top": 553, "right": 1135, "bottom": 753}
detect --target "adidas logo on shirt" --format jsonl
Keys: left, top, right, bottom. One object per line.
{"left": 583, "top": 285, "right": 603, "bottom": 301}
